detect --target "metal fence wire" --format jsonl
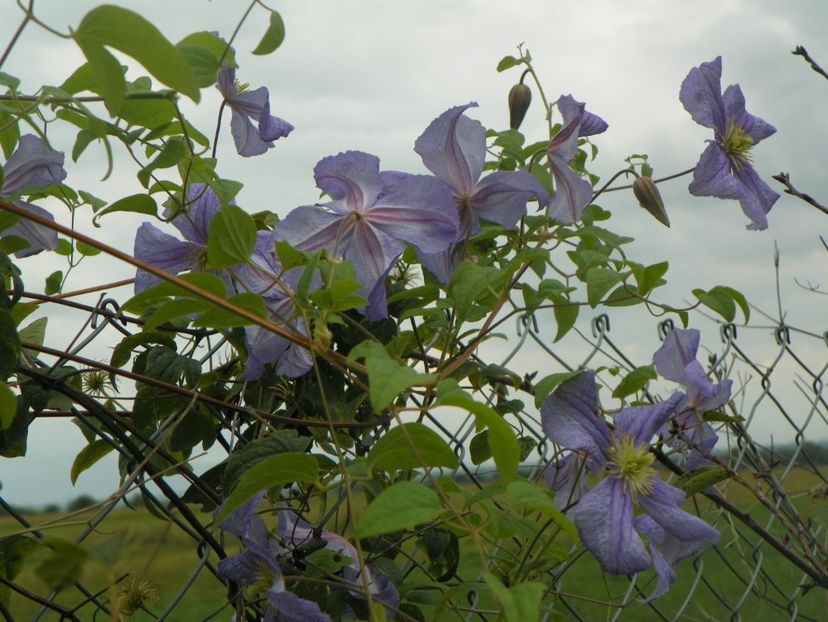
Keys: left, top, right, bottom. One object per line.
{"left": 1, "top": 290, "right": 827, "bottom": 622}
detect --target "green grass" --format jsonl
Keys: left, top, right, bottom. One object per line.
{"left": 2, "top": 467, "right": 827, "bottom": 621}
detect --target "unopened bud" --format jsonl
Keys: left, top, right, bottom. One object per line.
{"left": 508, "top": 83, "right": 532, "bottom": 130}
{"left": 632, "top": 176, "right": 670, "bottom": 227}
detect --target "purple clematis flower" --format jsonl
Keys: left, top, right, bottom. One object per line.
{"left": 680, "top": 57, "right": 779, "bottom": 230}
{"left": 217, "top": 491, "right": 332, "bottom": 622}
{"left": 134, "top": 188, "right": 312, "bottom": 379}
{"left": 414, "top": 103, "right": 548, "bottom": 282}
{"left": 546, "top": 95, "right": 608, "bottom": 225}
{"left": 0, "top": 134, "right": 66, "bottom": 257}
{"left": 217, "top": 66, "right": 294, "bottom": 157}
{"left": 273, "top": 150, "right": 458, "bottom": 319}
{"left": 133, "top": 184, "right": 226, "bottom": 293}
{"left": 653, "top": 328, "right": 732, "bottom": 468}
{"left": 236, "top": 235, "right": 312, "bottom": 380}
{"left": 541, "top": 371, "right": 719, "bottom": 600}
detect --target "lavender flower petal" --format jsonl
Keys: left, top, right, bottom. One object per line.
{"left": 133, "top": 222, "right": 200, "bottom": 292}
{"left": 540, "top": 371, "right": 610, "bottom": 468}
{"left": 1, "top": 134, "right": 66, "bottom": 195}
{"left": 414, "top": 102, "right": 484, "bottom": 195}
{"left": 572, "top": 477, "right": 651, "bottom": 575}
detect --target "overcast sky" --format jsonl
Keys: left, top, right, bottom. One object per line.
{"left": 1, "top": 0, "right": 827, "bottom": 507}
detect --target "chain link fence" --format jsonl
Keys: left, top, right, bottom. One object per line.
{"left": 1, "top": 289, "right": 827, "bottom": 621}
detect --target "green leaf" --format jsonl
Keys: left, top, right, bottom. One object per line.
{"left": 75, "top": 241, "right": 101, "bottom": 256}
{"left": 675, "top": 466, "right": 731, "bottom": 495}
{"left": 507, "top": 480, "right": 577, "bottom": 539}
{"left": 484, "top": 574, "right": 544, "bottom": 622}
{"left": 436, "top": 380, "right": 519, "bottom": 481}
{"left": 634, "top": 261, "right": 669, "bottom": 297}
{"left": 94, "top": 193, "right": 157, "bottom": 221}
{"left": 70, "top": 440, "right": 113, "bottom": 484}
{"left": 692, "top": 287, "right": 735, "bottom": 322}
{"left": 110, "top": 331, "right": 176, "bottom": 368}
{"left": 552, "top": 297, "right": 578, "bottom": 342}
{"left": 71, "top": 39, "right": 125, "bottom": 115}
{"left": 496, "top": 55, "right": 522, "bottom": 72}
{"left": 533, "top": 370, "right": 583, "bottom": 408}
{"left": 144, "top": 297, "right": 209, "bottom": 330}
{"left": 367, "top": 423, "right": 458, "bottom": 472}
{"left": 214, "top": 453, "right": 318, "bottom": 524}
{"left": 354, "top": 481, "right": 441, "bottom": 539}
{"left": 74, "top": 5, "right": 199, "bottom": 114}
{"left": 137, "top": 137, "right": 188, "bottom": 187}
{"left": 469, "top": 430, "right": 491, "bottom": 465}
{"left": 176, "top": 44, "right": 220, "bottom": 89}
{"left": 0, "top": 535, "right": 40, "bottom": 607}
{"left": 207, "top": 204, "right": 257, "bottom": 268}
{"left": 18, "top": 317, "right": 47, "bottom": 349}
{"left": 348, "top": 341, "right": 435, "bottom": 411}
{"left": 192, "top": 292, "right": 266, "bottom": 328}
{"left": 223, "top": 430, "right": 312, "bottom": 491}
{"left": 448, "top": 261, "right": 500, "bottom": 322}
{"left": 714, "top": 285, "right": 750, "bottom": 323}
{"left": 612, "top": 365, "right": 657, "bottom": 399}
{"left": 0, "top": 382, "right": 16, "bottom": 430}
{"left": 35, "top": 538, "right": 88, "bottom": 592}
{"left": 585, "top": 266, "right": 622, "bottom": 307}
{"left": 45, "top": 270, "right": 63, "bottom": 295}
{"left": 252, "top": 11, "right": 286, "bottom": 55}
{"left": 121, "top": 272, "right": 226, "bottom": 314}
{"left": 0, "top": 308, "right": 20, "bottom": 377}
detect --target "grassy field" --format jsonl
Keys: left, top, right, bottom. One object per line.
{"left": 2, "top": 468, "right": 827, "bottom": 621}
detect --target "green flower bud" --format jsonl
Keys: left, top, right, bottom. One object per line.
{"left": 633, "top": 176, "right": 670, "bottom": 227}
{"left": 508, "top": 83, "right": 532, "bottom": 130}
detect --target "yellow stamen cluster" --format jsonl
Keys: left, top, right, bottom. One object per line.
{"left": 117, "top": 578, "right": 157, "bottom": 616}
{"left": 721, "top": 117, "right": 754, "bottom": 170}
{"left": 607, "top": 433, "right": 657, "bottom": 501}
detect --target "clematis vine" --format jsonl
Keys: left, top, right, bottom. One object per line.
{"left": 217, "top": 491, "right": 331, "bottom": 622}
{"left": 653, "top": 328, "right": 732, "bottom": 468}
{"left": 546, "top": 95, "right": 608, "bottom": 225}
{"left": 541, "top": 371, "right": 719, "bottom": 600}
{"left": 217, "top": 65, "right": 294, "bottom": 157}
{"left": 273, "top": 150, "right": 459, "bottom": 319}
{"left": 0, "top": 134, "right": 66, "bottom": 257}
{"left": 680, "top": 57, "right": 779, "bottom": 230}
{"left": 414, "top": 102, "right": 548, "bottom": 282}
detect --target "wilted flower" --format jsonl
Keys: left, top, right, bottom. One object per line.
{"left": 680, "top": 57, "right": 779, "bottom": 230}
{"left": 546, "top": 95, "right": 608, "bottom": 225}
{"left": 217, "top": 491, "right": 331, "bottom": 622}
{"left": 0, "top": 134, "right": 66, "bottom": 257}
{"left": 653, "top": 328, "right": 731, "bottom": 468}
{"left": 541, "top": 371, "right": 719, "bottom": 600}
{"left": 414, "top": 102, "right": 547, "bottom": 281}
{"left": 273, "top": 150, "right": 458, "bottom": 319}
{"left": 217, "top": 66, "right": 293, "bottom": 157}
{"left": 278, "top": 510, "right": 400, "bottom": 618}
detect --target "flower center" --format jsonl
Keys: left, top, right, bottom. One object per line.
{"left": 720, "top": 117, "right": 753, "bottom": 170}
{"left": 247, "top": 561, "right": 278, "bottom": 598}
{"left": 607, "top": 433, "right": 656, "bottom": 500}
